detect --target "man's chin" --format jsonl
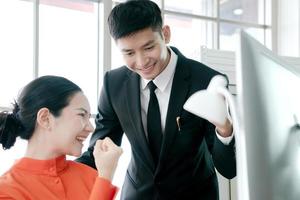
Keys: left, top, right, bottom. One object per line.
{"left": 140, "top": 73, "right": 155, "bottom": 80}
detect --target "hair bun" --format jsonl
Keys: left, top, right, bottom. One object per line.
{"left": 0, "top": 111, "right": 23, "bottom": 149}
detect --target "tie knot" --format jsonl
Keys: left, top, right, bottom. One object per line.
{"left": 148, "top": 81, "right": 157, "bottom": 93}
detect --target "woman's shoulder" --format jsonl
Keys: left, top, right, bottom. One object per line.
{"left": 0, "top": 171, "right": 23, "bottom": 198}
{"left": 0, "top": 167, "right": 16, "bottom": 185}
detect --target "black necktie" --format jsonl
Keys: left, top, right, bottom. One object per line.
{"left": 147, "top": 81, "right": 162, "bottom": 166}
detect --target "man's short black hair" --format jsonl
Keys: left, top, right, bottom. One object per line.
{"left": 108, "top": 0, "right": 163, "bottom": 40}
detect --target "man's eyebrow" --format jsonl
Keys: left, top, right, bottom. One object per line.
{"left": 121, "top": 48, "right": 133, "bottom": 53}
{"left": 142, "top": 40, "right": 155, "bottom": 47}
{"left": 121, "top": 40, "right": 155, "bottom": 52}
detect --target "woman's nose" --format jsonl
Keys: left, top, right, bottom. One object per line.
{"left": 85, "top": 120, "right": 94, "bottom": 132}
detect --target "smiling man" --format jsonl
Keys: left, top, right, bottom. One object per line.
{"left": 78, "top": 1, "right": 236, "bottom": 199}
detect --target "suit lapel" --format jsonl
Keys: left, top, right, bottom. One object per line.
{"left": 157, "top": 54, "right": 191, "bottom": 171}
{"left": 125, "top": 71, "right": 155, "bottom": 170}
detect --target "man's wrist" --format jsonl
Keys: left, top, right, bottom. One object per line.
{"left": 215, "top": 126, "right": 234, "bottom": 145}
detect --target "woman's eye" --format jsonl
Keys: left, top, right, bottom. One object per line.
{"left": 79, "top": 113, "right": 91, "bottom": 119}
{"left": 79, "top": 113, "right": 86, "bottom": 117}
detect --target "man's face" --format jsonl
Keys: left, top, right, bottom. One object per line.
{"left": 116, "top": 26, "right": 171, "bottom": 80}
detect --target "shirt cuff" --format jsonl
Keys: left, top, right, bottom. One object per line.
{"left": 90, "top": 177, "right": 118, "bottom": 200}
{"left": 216, "top": 100, "right": 235, "bottom": 145}
{"left": 215, "top": 127, "right": 234, "bottom": 145}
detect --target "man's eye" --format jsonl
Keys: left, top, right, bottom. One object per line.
{"left": 145, "top": 46, "right": 154, "bottom": 50}
{"left": 124, "top": 52, "right": 134, "bottom": 56}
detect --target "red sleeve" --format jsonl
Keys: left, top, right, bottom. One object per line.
{"left": 89, "top": 177, "right": 118, "bottom": 200}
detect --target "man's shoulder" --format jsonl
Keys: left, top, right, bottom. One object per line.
{"left": 174, "top": 52, "right": 225, "bottom": 89}
{"left": 178, "top": 55, "right": 221, "bottom": 79}
{"left": 105, "top": 66, "right": 131, "bottom": 81}
{"left": 189, "top": 59, "right": 220, "bottom": 76}
{"left": 107, "top": 65, "right": 129, "bottom": 76}
{"left": 103, "top": 66, "right": 137, "bottom": 93}
{"left": 171, "top": 46, "right": 221, "bottom": 77}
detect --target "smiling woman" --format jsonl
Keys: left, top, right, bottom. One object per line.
{"left": 0, "top": 75, "right": 122, "bottom": 200}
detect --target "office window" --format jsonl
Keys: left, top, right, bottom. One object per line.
{"left": 0, "top": 0, "right": 34, "bottom": 176}
{"left": 165, "top": 14, "right": 216, "bottom": 61}
{"left": 39, "top": 0, "right": 99, "bottom": 113}
{"left": 0, "top": 0, "right": 33, "bottom": 107}
{"left": 165, "top": 0, "right": 217, "bottom": 17}
{"left": 111, "top": 40, "right": 124, "bottom": 69}
{"left": 220, "top": 0, "right": 265, "bottom": 24}
{"left": 219, "top": 0, "right": 270, "bottom": 51}
{"left": 220, "top": 22, "right": 265, "bottom": 51}
{"left": 163, "top": 0, "right": 271, "bottom": 52}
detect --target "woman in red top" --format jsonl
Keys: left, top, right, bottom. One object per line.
{"left": 0, "top": 75, "right": 122, "bottom": 200}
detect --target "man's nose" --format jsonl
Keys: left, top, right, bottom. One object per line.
{"left": 136, "top": 53, "right": 147, "bottom": 68}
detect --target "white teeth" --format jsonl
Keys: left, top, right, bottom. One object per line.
{"left": 140, "top": 64, "right": 153, "bottom": 71}
{"left": 145, "top": 64, "right": 154, "bottom": 69}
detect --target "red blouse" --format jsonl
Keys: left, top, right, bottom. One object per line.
{"left": 0, "top": 155, "right": 118, "bottom": 200}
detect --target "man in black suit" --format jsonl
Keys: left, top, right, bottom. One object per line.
{"left": 77, "top": 0, "right": 236, "bottom": 199}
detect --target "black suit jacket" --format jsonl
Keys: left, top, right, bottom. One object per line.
{"left": 77, "top": 47, "right": 236, "bottom": 200}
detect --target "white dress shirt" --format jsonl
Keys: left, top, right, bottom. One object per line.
{"left": 140, "top": 47, "right": 233, "bottom": 144}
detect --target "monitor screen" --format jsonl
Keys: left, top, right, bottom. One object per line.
{"left": 236, "top": 31, "right": 300, "bottom": 200}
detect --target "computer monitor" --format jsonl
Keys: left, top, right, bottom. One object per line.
{"left": 236, "top": 31, "right": 300, "bottom": 200}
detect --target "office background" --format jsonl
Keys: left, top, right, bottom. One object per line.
{"left": 0, "top": 0, "right": 299, "bottom": 199}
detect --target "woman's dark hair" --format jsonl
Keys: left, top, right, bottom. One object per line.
{"left": 0, "top": 75, "right": 82, "bottom": 149}
{"left": 108, "top": 0, "right": 163, "bottom": 40}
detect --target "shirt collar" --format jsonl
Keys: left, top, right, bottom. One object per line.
{"left": 13, "top": 155, "right": 68, "bottom": 176}
{"left": 141, "top": 47, "right": 178, "bottom": 91}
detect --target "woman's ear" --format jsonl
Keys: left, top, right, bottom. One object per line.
{"left": 162, "top": 25, "right": 171, "bottom": 44}
{"left": 36, "top": 108, "right": 51, "bottom": 130}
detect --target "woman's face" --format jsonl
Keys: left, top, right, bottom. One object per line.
{"left": 49, "top": 92, "right": 94, "bottom": 157}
